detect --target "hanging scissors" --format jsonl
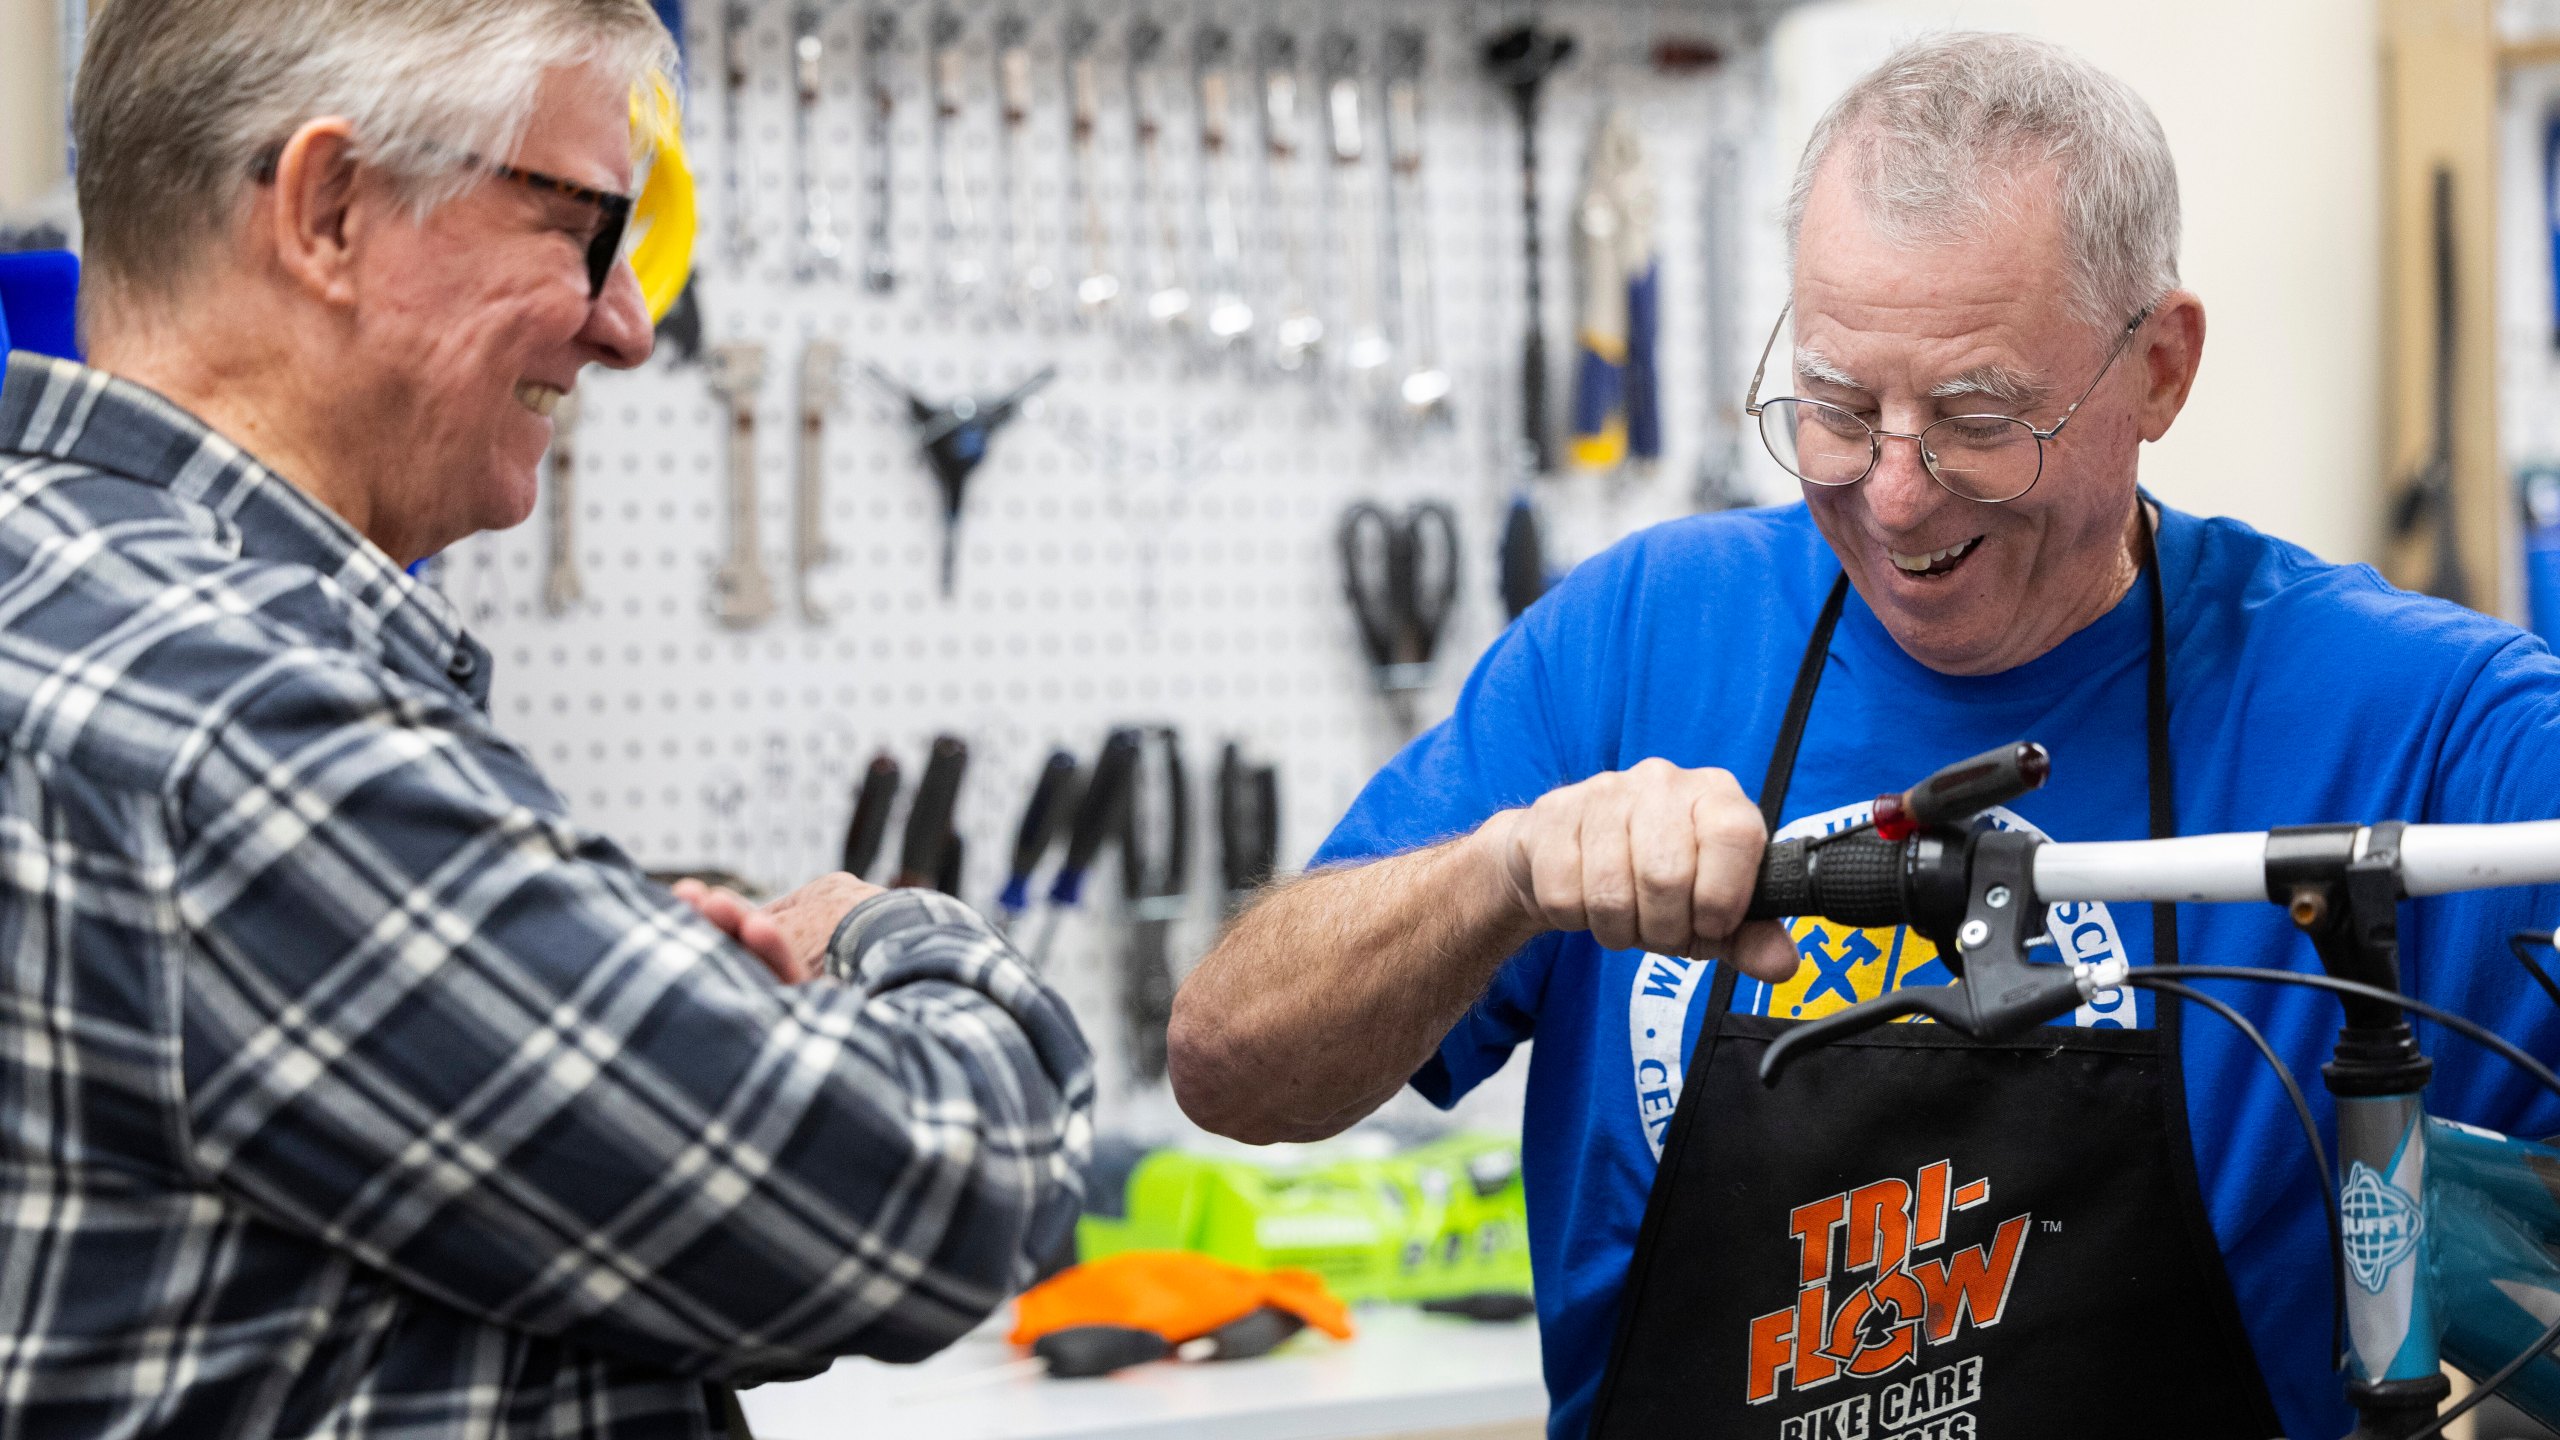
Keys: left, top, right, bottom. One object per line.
{"left": 1337, "top": 499, "right": 1460, "bottom": 728}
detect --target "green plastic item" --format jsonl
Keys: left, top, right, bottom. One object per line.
{"left": 1077, "top": 1133, "right": 1533, "bottom": 1306}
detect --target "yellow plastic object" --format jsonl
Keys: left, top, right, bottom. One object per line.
{"left": 1009, "top": 1251, "right": 1355, "bottom": 1350}
{"left": 627, "top": 76, "right": 695, "bottom": 324}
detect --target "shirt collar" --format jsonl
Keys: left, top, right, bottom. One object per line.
{"left": 0, "top": 351, "right": 489, "bottom": 708}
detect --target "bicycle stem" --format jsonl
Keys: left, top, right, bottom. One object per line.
{"left": 2267, "top": 824, "right": 2449, "bottom": 1435}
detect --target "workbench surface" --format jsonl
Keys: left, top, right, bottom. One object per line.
{"left": 738, "top": 1305, "right": 1547, "bottom": 1440}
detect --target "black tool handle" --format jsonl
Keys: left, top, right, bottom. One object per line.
{"left": 1217, "top": 744, "right": 1280, "bottom": 903}
{"left": 1499, "top": 494, "right": 1547, "bottom": 619}
{"left": 1051, "top": 727, "right": 1142, "bottom": 907}
{"left": 1005, "top": 750, "right": 1084, "bottom": 899}
{"left": 841, "top": 753, "right": 902, "bottom": 879}
{"left": 1121, "top": 728, "right": 1191, "bottom": 901}
{"left": 1403, "top": 501, "right": 1462, "bottom": 658}
{"left": 895, "top": 735, "right": 969, "bottom": 888}
{"left": 1337, "top": 503, "right": 1400, "bottom": 670}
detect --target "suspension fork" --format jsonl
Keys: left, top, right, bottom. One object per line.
{"left": 2269, "top": 823, "right": 2447, "bottom": 1437}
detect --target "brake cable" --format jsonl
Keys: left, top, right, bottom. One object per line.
{"left": 2137, "top": 976, "right": 2346, "bottom": 1374}
{"left": 2506, "top": 929, "right": 2560, "bottom": 1015}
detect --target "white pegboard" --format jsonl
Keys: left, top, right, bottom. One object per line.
{"left": 433, "top": 0, "right": 1799, "bottom": 1131}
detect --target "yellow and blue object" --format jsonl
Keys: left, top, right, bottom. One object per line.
{"left": 1568, "top": 111, "right": 1660, "bottom": 473}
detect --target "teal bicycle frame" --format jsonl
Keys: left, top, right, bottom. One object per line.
{"left": 2408, "top": 1115, "right": 2560, "bottom": 1424}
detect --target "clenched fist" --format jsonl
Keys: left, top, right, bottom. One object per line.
{"left": 1474, "top": 758, "right": 1799, "bottom": 980}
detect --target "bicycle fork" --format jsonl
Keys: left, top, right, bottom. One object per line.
{"left": 2272, "top": 824, "right": 2450, "bottom": 1437}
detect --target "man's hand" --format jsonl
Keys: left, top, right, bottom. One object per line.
{"left": 1473, "top": 758, "right": 1797, "bottom": 980}
{"left": 672, "top": 874, "right": 885, "bottom": 985}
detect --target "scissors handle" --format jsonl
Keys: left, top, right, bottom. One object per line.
{"left": 1337, "top": 502, "right": 1403, "bottom": 671}
{"left": 1399, "top": 500, "right": 1461, "bottom": 661}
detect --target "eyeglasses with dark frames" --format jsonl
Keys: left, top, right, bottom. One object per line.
{"left": 1741, "top": 302, "right": 2155, "bottom": 504}
{"left": 249, "top": 143, "right": 634, "bottom": 302}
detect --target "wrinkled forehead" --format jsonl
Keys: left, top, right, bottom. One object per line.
{"left": 1791, "top": 152, "right": 2085, "bottom": 366}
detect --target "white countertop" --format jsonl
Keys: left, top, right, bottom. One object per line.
{"left": 739, "top": 1306, "right": 1547, "bottom": 1440}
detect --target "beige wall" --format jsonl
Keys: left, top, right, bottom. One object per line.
{"left": 1, "top": 0, "right": 59, "bottom": 211}
{"left": 1774, "top": 0, "right": 2388, "bottom": 565}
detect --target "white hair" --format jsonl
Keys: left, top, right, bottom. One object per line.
{"left": 1783, "top": 31, "right": 2181, "bottom": 331}
{"left": 76, "top": 0, "right": 678, "bottom": 308}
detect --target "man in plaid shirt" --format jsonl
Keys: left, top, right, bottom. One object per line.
{"left": 0, "top": 2, "right": 1093, "bottom": 1436}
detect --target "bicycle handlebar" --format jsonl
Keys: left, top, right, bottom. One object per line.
{"left": 1745, "top": 813, "right": 2560, "bottom": 1085}
{"left": 1748, "top": 821, "right": 2560, "bottom": 924}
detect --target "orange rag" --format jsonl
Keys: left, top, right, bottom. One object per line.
{"left": 1009, "top": 1251, "right": 1355, "bottom": 1348}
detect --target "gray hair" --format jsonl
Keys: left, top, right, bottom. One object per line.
{"left": 1784, "top": 31, "right": 2180, "bottom": 331}
{"left": 75, "top": 0, "right": 677, "bottom": 314}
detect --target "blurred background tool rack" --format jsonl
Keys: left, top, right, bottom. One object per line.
{"left": 415, "top": 0, "right": 1811, "bottom": 1132}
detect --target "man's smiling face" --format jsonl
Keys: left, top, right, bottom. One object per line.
{"left": 1789, "top": 150, "right": 2163, "bottom": 677}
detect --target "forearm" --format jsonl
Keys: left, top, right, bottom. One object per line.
{"left": 1169, "top": 822, "right": 1538, "bottom": 1144}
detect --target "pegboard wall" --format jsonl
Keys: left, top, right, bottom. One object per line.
{"left": 431, "top": 0, "right": 1799, "bottom": 1133}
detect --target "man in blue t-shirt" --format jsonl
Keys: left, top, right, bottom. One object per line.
{"left": 1171, "top": 31, "right": 2560, "bottom": 1440}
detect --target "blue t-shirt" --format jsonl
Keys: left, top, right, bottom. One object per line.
{"left": 1314, "top": 502, "right": 2560, "bottom": 1440}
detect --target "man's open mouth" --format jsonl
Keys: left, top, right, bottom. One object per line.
{"left": 1887, "top": 536, "right": 1983, "bottom": 579}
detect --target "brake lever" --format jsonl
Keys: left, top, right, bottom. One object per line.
{"left": 1759, "top": 827, "right": 2091, "bottom": 1085}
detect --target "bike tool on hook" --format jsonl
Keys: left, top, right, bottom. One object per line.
{"left": 1339, "top": 499, "right": 1460, "bottom": 732}
{"left": 839, "top": 749, "right": 902, "bottom": 880}
{"left": 998, "top": 749, "right": 1084, "bottom": 935}
{"left": 1120, "top": 727, "right": 1190, "bottom": 1084}
{"left": 1481, "top": 22, "right": 1573, "bottom": 618}
{"left": 892, "top": 735, "right": 969, "bottom": 896}
{"left": 863, "top": 364, "right": 1057, "bottom": 596}
{"left": 1030, "top": 727, "right": 1142, "bottom": 971}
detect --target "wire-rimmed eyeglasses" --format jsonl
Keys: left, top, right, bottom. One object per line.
{"left": 1742, "top": 302, "right": 2154, "bottom": 504}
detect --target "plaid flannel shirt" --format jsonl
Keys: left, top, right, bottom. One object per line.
{"left": 0, "top": 353, "right": 1094, "bottom": 1438}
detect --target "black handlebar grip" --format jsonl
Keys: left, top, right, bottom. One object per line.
{"left": 1744, "top": 835, "right": 1910, "bottom": 928}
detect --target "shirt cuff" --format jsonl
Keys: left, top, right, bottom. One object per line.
{"left": 823, "top": 888, "right": 1008, "bottom": 985}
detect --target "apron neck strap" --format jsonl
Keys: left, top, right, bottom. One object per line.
{"left": 1759, "top": 577, "right": 1850, "bottom": 834}
{"left": 2138, "top": 507, "right": 2180, "bottom": 966}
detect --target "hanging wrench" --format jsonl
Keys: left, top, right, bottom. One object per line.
{"left": 1193, "top": 24, "right": 1253, "bottom": 348}
{"left": 1259, "top": 30, "right": 1322, "bottom": 373}
{"left": 722, "top": 0, "right": 762, "bottom": 270}
{"left": 1128, "top": 17, "right": 1191, "bottom": 332}
{"left": 796, "top": 340, "right": 842, "bottom": 622}
{"left": 1064, "top": 14, "right": 1120, "bottom": 320}
{"left": 928, "top": 7, "right": 984, "bottom": 306}
{"left": 791, "top": 2, "right": 845, "bottom": 281}
{"left": 707, "top": 342, "right": 778, "bottom": 629}
{"left": 994, "top": 12, "right": 1054, "bottom": 324}
{"left": 1321, "top": 32, "right": 1391, "bottom": 383}
{"left": 541, "top": 390, "right": 584, "bottom": 615}
{"left": 860, "top": 8, "right": 900, "bottom": 294}
{"left": 1384, "top": 27, "right": 1451, "bottom": 426}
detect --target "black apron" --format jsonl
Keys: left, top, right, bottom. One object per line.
{"left": 1587, "top": 534, "right": 2283, "bottom": 1440}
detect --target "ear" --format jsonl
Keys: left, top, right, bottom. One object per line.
{"left": 260, "top": 118, "right": 367, "bottom": 307}
{"left": 2135, "top": 291, "right": 2206, "bottom": 444}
